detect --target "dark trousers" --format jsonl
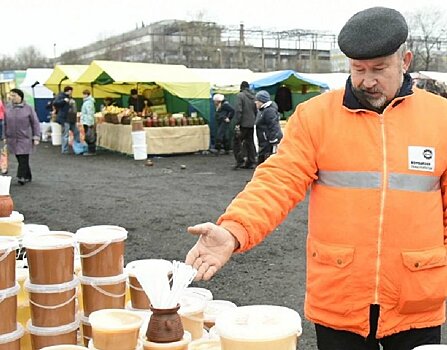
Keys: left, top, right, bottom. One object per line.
{"left": 215, "top": 121, "right": 230, "bottom": 151}
{"left": 83, "top": 125, "right": 96, "bottom": 153}
{"left": 16, "top": 154, "right": 31, "bottom": 180}
{"left": 316, "top": 305, "right": 441, "bottom": 350}
{"left": 233, "top": 127, "right": 256, "bottom": 166}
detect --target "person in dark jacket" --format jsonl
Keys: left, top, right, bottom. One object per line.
{"left": 233, "top": 81, "right": 257, "bottom": 169}
{"left": 127, "top": 89, "right": 150, "bottom": 113}
{"left": 53, "top": 86, "right": 80, "bottom": 154}
{"left": 213, "top": 93, "right": 235, "bottom": 155}
{"left": 254, "top": 90, "right": 283, "bottom": 164}
{"left": 4, "top": 89, "right": 40, "bottom": 185}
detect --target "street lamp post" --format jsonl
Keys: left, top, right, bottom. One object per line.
{"left": 216, "top": 48, "right": 223, "bottom": 68}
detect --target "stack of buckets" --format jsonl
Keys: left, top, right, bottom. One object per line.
{"left": 131, "top": 120, "right": 147, "bottom": 161}
{"left": 22, "top": 231, "right": 79, "bottom": 350}
{"left": 76, "top": 226, "right": 128, "bottom": 347}
{"left": 0, "top": 236, "right": 24, "bottom": 350}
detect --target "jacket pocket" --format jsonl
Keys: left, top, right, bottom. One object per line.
{"left": 398, "top": 246, "right": 447, "bottom": 314}
{"left": 306, "top": 239, "right": 355, "bottom": 315}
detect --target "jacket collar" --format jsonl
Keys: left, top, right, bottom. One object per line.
{"left": 343, "top": 73, "right": 413, "bottom": 112}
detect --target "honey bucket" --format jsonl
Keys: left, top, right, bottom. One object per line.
{"left": 0, "top": 324, "right": 25, "bottom": 350}
{"left": 76, "top": 226, "right": 127, "bottom": 277}
{"left": 23, "top": 232, "right": 75, "bottom": 285}
{"left": 215, "top": 305, "right": 302, "bottom": 350}
{"left": 178, "top": 294, "right": 206, "bottom": 341}
{"left": 0, "top": 282, "right": 20, "bottom": 334}
{"left": 25, "top": 277, "right": 79, "bottom": 327}
{"left": 79, "top": 273, "right": 127, "bottom": 317}
{"left": 0, "top": 237, "right": 19, "bottom": 290}
{"left": 203, "top": 301, "right": 236, "bottom": 330}
{"left": 27, "top": 318, "right": 80, "bottom": 350}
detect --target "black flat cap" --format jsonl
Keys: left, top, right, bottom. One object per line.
{"left": 338, "top": 7, "right": 408, "bottom": 59}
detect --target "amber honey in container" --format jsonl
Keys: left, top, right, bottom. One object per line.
{"left": 0, "top": 237, "right": 19, "bottom": 290}
{"left": 0, "top": 283, "right": 20, "bottom": 334}
{"left": 23, "top": 232, "right": 75, "bottom": 285}
{"left": 0, "top": 323, "right": 25, "bottom": 350}
{"left": 131, "top": 117, "right": 144, "bottom": 132}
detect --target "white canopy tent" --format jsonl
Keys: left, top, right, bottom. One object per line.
{"left": 20, "top": 68, "right": 54, "bottom": 99}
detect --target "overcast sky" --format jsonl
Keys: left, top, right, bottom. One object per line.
{"left": 3, "top": 0, "right": 446, "bottom": 58}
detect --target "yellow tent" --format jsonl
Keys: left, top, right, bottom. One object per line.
{"left": 76, "top": 60, "right": 211, "bottom": 119}
{"left": 45, "top": 65, "right": 118, "bottom": 98}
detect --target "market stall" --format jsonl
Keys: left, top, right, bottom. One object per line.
{"left": 20, "top": 68, "right": 54, "bottom": 122}
{"left": 76, "top": 61, "right": 212, "bottom": 155}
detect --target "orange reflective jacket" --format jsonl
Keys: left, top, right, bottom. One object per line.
{"left": 218, "top": 87, "right": 447, "bottom": 338}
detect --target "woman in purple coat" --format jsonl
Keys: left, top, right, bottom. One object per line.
{"left": 4, "top": 89, "right": 40, "bottom": 185}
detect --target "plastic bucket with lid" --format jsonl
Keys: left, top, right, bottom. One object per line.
{"left": 23, "top": 231, "right": 75, "bottom": 285}
{"left": 0, "top": 323, "right": 24, "bottom": 350}
{"left": 80, "top": 312, "right": 92, "bottom": 347}
{"left": 188, "top": 339, "right": 221, "bottom": 350}
{"left": 22, "top": 224, "right": 50, "bottom": 237}
{"left": 125, "top": 301, "right": 152, "bottom": 338}
{"left": 183, "top": 288, "right": 213, "bottom": 302}
{"left": 50, "top": 122, "right": 62, "bottom": 146}
{"left": 215, "top": 305, "right": 302, "bottom": 350}
{"left": 89, "top": 309, "right": 143, "bottom": 350}
{"left": 27, "top": 318, "right": 80, "bottom": 350}
{"left": 203, "top": 301, "right": 236, "bottom": 330}
{"left": 131, "top": 131, "right": 146, "bottom": 146}
{"left": 133, "top": 145, "right": 147, "bottom": 161}
{"left": 142, "top": 332, "right": 191, "bottom": 350}
{"left": 126, "top": 259, "right": 172, "bottom": 310}
{"left": 0, "top": 237, "right": 19, "bottom": 290}
{"left": 0, "top": 282, "right": 20, "bottom": 334}
{"left": 0, "top": 211, "right": 24, "bottom": 237}
{"left": 178, "top": 294, "right": 206, "bottom": 341}
{"left": 79, "top": 273, "right": 127, "bottom": 317}
{"left": 25, "top": 277, "right": 79, "bottom": 327}
{"left": 76, "top": 226, "right": 127, "bottom": 277}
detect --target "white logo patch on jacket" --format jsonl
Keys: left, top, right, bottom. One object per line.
{"left": 408, "top": 146, "right": 435, "bottom": 172}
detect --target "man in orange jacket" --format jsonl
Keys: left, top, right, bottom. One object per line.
{"left": 185, "top": 7, "right": 447, "bottom": 350}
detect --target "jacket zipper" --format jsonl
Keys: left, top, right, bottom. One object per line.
{"left": 375, "top": 113, "right": 387, "bottom": 304}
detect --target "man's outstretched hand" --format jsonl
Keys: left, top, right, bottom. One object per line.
{"left": 186, "top": 222, "right": 239, "bottom": 281}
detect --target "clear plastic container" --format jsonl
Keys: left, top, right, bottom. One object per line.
{"left": 89, "top": 309, "right": 143, "bottom": 350}
{"left": 25, "top": 277, "right": 79, "bottom": 327}
{"left": 215, "top": 305, "right": 302, "bottom": 350}
{"left": 79, "top": 273, "right": 127, "bottom": 317}
{"left": 41, "top": 345, "right": 88, "bottom": 349}
{"left": 179, "top": 294, "right": 206, "bottom": 341}
{"left": 23, "top": 231, "right": 75, "bottom": 285}
{"left": 76, "top": 226, "right": 127, "bottom": 277}
{"left": 203, "top": 301, "right": 236, "bottom": 330}
{"left": 0, "top": 236, "right": 19, "bottom": 289}
{"left": 0, "top": 282, "right": 20, "bottom": 334}
{"left": 0, "top": 211, "right": 24, "bottom": 237}
{"left": 188, "top": 339, "right": 221, "bottom": 350}
{"left": 0, "top": 323, "right": 25, "bottom": 350}
{"left": 27, "top": 318, "right": 80, "bottom": 350}
{"left": 142, "top": 332, "right": 191, "bottom": 350}
{"left": 183, "top": 288, "right": 213, "bottom": 302}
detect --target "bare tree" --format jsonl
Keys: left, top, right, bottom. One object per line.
{"left": 406, "top": 7, "right": 447, "bottom": 71}
{"left": 0, "top": 55, "right": 17, "bottom": 71}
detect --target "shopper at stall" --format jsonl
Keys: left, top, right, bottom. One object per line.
{"left": 53, "top": 86, "right": 80, "bottom": 154}
{"left": 127, "top": 89, "right": 150, "bottom": 113}
{"left": 254, "top": 90, "right": 283, "bottom": 164}
{"left": 186, "top": 7, "right": 447, "bottom": 350}
{"left": 81, "top": 89, "right": 96, "bottom": 156}
{"left": 232, "top": 81, "right": 257, "bottom": 169}
{"left": 213, "top": 93, "right": 234, "bottom": 155}
{"left": 4, "top": 89, "right": 40, "bottom": 185}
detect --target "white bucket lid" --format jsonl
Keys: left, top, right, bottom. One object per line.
{"left": 89, "top": 309, "right": 143, "bottom": 331}
{"left": 41, "top": 345, "right": 89, "bottom": 350}
{"left": 0, "top": 236, "right": 19, "bottom": 252}
{"left": 79, "top": 273, "right": 128, "bottom": 286}
{"left": 0, "top": 323, "right": 25, "bottom": 344}
{"left": 27, "top": 317, "right": 80, "bottom": 336}
{"left": 0, "top": 282, "right": 20, "bottom": 299}
{"left": 0, "top": 211, "right": 24, "bottom": 223}
{"left": 126, "top": 259, "right": 172, "bottom": 277}
{"left": 413, "top": 346, "right": 447, "bottom": 349}
{"left": 204, "top": 300, "right": 237, "bottom": 323}
{"left": 184, "top": 287, "right": 213, "bottom": 301}
{"left": 25, "top": 276, "right": 79, "bottom": 293}
{"left": 89, "top": 339, "right": 143, "bottom": 350}
{"left": 76, "top": 225, "right": 127, "bottom": 244}
{"left": 208, "top": 326, "right": 220, "bottom": 340}
{"left": 178, "top": 293, "right": 206, "bottom": 316}
{"left": 215, "top": 305, "right": 302, "bottom": 341}
{"left": 22, "top": 224, "right": 50, "bottom": 236}
{"left": 22, "top": 231, "right": 75, "bottom": 250}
